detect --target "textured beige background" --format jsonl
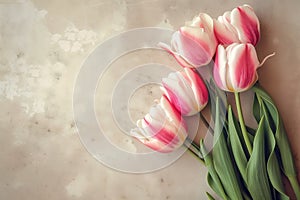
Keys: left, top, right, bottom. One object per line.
{"left": 0, "top": 0, "right": 299, "bottom": 199}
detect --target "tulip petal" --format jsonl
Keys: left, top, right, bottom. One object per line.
{"left": 223, "top": 11, "right": 240, "bottom": 34}
{"left": 162, "top": 68, "right": 208, "bottom": 116}
{"left": 214, "top": 5, "right": 260, "bottom": 46}
{"left": 214, "top": 45, "right": 230, "bottom": 91}
{"left": 214, "top": 43, "right": 261, "bottom": 92}
{"left": 177, "top": 71, "right": 201, "bottom": 115}
{"left": 184, "top": 68, "right": 208, "bottom": 108}
{"left": 214, "top": 17, "right": 239, "bottom": 45}
{"left": 228, "top": 43, "right": 259, "bottom": 91}
{"left": 162, "top": 80, "right": 191, "bottom": 115}
{"left": 189, "top": 13, "right": 213, "bottom": 29}
{"left": 172, "top": 31, "right": 213, "bottom": 67}
{"left": 130, "top": 96, "right": 187, "bottom": 153}
{"left": 134, "top": 130, "right": 167, "bottom": 153}
{"left": 232, "top": 5, "right": 260, "bottom": 45}
{"left": 180, "top": 27, "right": 210, "bottom": 54}
{"left": 158, "top": 42, "right": 195, "bottom": 68}
{"left": 160, "top": 95, "right": 186, "bottom": 129}
{"left": 159, "top": 13, "right": 217, "bottom": 68}
{"left": 181, "top": 13, "right": 216, "bottom": 55}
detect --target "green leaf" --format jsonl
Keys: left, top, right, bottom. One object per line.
{"left": 246, "top": 126, "right": 256, "bottom": 138}
{"left": 242, "top": 191, "right": 253, "bottom": 200}
{"left": 228, "top": 105, "right": 248, "bottom": 181}
{"left": 200, "top": 140, "right": 228, "bottom": 200}
{"left": 265, "top": 120, "right": 289, "bottom": 199}
{"left": 253, "top": 87, "right": 291, "bottom": 199}
{"left": 206, "top": 192, "right": 216, "bottom": 200}
{"left": 253, "top": 86, "right": 296, "bottom": 178}
{"left": 246, "top": 116, "right": 272, "bottom": 200}
{"left": 253, "top": 91, "right": 262, "bottom": 123}
{"left": 206, "top": 173, "right": 222, "bottom": 199}
{"left": 253, "top": 87, "right": 300, "bottom": 199}
{"left": 212, "top": 97, "right": 243, "bottom": 200}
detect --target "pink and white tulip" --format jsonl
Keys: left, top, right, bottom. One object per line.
{"left": 130, "top": 96, "right": 187, "bottom": 153}
{"left": 214, "top": 5, "right": 260, "bottom": 46}
{"left": 213, "top": 43, "right": 260, "bottom": 92}
{"left": 159, "top": 13, "right": 218, "bottom": 68}
{"left": 161, "top": 68, "right": 208, "bottom": 116}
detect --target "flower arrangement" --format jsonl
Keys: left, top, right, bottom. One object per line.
{"left": 130, "top": 4, "right": 300, "bottom": 199}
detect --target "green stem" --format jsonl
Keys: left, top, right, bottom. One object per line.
{"left": 287, "top": 175, "right": 300, "bottom": 199}
{"left": 234, "top": 92, "right": 253, "bottom": 155}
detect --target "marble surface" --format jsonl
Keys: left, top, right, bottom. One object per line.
{"left": 1, "top": 0, "right": 300, "bottom": 199}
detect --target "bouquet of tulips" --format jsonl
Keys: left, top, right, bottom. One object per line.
{"left": 130, "top": 5, "right": 300, "bottom": 199}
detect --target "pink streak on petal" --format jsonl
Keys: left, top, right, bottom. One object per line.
{"left": 186, "top": 68, "right": 208, "bottom": 105}
{"left": 132, "top": 95, "right": 188, "bottom": 153}
{"left": 162, "top": 82, "right": 191, "bottom": 115}
{"left": 234, "top": 44, "right": 257, "bottom": 90}
{"left": 153, "top": 128, "right": 178, "bottom": 146}
{"left": 213, "top": 46, "right": 227, "bottom": 91}
{"left": 161, "top": 95, "right": 186, "bottom": 130}
{"left": 237, "top": 6, "right": 260, "bottom": 45}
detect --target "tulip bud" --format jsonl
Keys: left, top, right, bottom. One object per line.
{"left": 161, "top": 68, "right": 208, "bottom": 116}
{"left": 213, "top": 43, "right": 260, "bottom": 92}
{"left": 159, "top": 13, "right": 218, "bottom": 68}
{"left": 214, "top": 4, "right": 260, "bottom": 45}
{"left": 130, "top": 96, "right": 187, "bottom": 153}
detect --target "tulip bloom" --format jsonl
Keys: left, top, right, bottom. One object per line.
{"left": 213, "top": 43, "right": 260, "bottom": 92}
{"left": 130, "top": 96, "right": 187, "bottom": 153}
{"left": 159, "top": 13, "right": 218, "bottom": 68}
{"left": 161, "top": 68, "right": 208, "bottom": 116}
{"left": 214, "top": 4, "right": 260, "bottom": 45}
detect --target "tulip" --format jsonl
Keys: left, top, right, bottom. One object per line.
{"left": 130, "top": 95, "right": 187, "bottom": 153}
{"left": 214, "top": 4, "right": 260, "bottom": 46}
{"left": 159, "top": 13, "right": 218, "bottom": 68}
{"left": 213, "top": 43, "right": 274, "bottom": 92}
{"left": 161, "top": 68, "right": 208, "bottom": 116}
